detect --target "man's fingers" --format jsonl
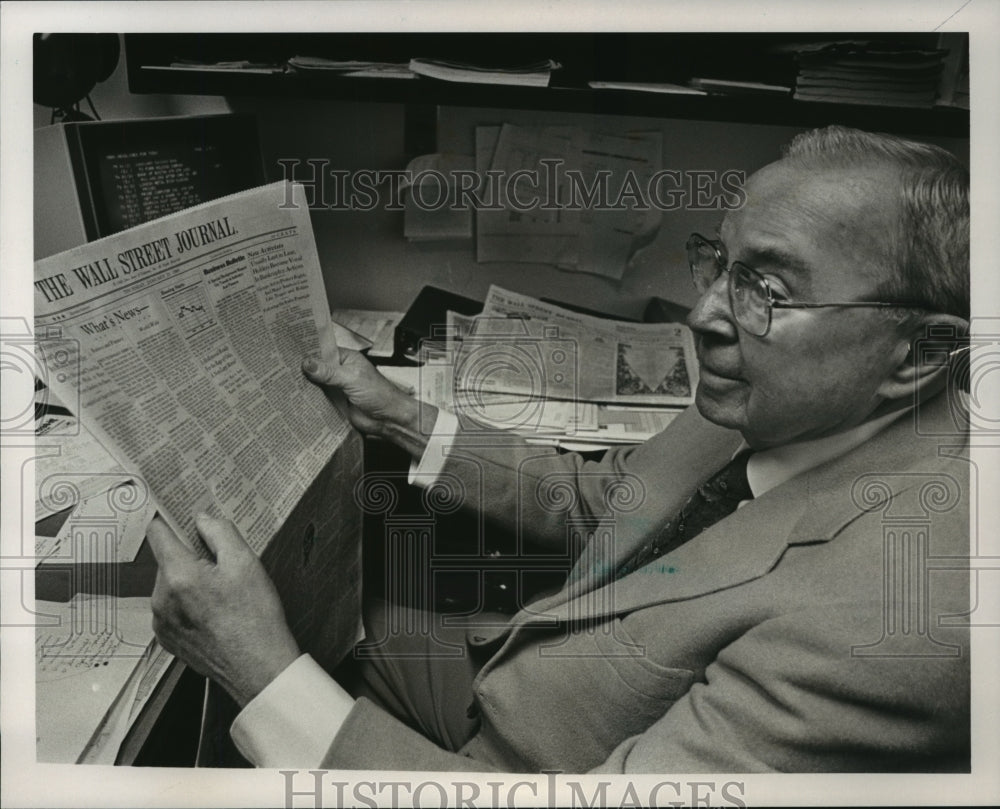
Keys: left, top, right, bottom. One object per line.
{"left": 146, "top": 516, "right": 195, "bottom": 568}
{"left": 318, "top": 321, "right": 341, "bottom": 363}
{"left": 302, "top": 356, "right": 340, "bottom": 386}
{"left": 194, "top": 512, "right": 252, "bottom": 562}
{"left": 302, "top": 352, "right": 366, "bottom": 386}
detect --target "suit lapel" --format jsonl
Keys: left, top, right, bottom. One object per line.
{"left": 543, "top": 473, "right": 812, "bottom": 622}
{"left": 515, "top": 392, "right": 965, "bottom": 628}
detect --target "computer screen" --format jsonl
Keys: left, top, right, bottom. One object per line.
{"left": 72, "top": 112, "right": 266, "bottom": 238}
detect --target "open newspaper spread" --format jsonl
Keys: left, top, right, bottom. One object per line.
{"left": 456, "top": 286, "right": 699, "bottom": 407}
{"left": 33, "top": 181, "right": 359, "bottom": 762}
{"left": 33, "top": 181, "right": 350, "bottom": 553}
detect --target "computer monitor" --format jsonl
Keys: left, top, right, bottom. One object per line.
{"left": 35, "top": 112, "right": 266, "bottom": 258}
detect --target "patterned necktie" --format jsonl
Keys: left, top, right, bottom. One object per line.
{"left": 617, "top": 450, "right": 753, "bottom": 577}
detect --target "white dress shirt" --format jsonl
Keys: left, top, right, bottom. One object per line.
{"left": 230, "top": 405, "right": 908, "bottom": 767}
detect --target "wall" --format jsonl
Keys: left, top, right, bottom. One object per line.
{"left": 35, "top": 42, "right": 970, "bottom": 319}
{"left": 232, "top": 96, "right": 969, "bottom": 319}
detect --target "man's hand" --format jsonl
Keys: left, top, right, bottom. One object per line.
{"left": 147, "top": 514, "right": 300, "bottom": 708}
{"left": 302, "top": 327, "right": 436, "bottom": 457}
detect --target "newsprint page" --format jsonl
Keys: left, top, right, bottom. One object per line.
{"left": 31, "top": 180, "right": 361, "bottom": 765}
{"left": 2, "top": 2, "right": 1000, "bottom": 809}
{"left": 34, "top": 181, "right": 352, "bottom": 554}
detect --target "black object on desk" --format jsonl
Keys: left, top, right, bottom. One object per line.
{"left": 394, "top": 285, "right": 483, "bottom": 358}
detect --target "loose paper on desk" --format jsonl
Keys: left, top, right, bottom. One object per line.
{"left": 33, "top": 181, "right": 351, "bottom": 556}
{"left": 36, "top": 594, "right": 155, "bottom": 762}
{"left": 331, "top": 308, "right": 405, "bottom": 358}
{"left": 78, "top": 639, "right": 174, "bottom": 764}
{"left": 476, "top": 125, "right": 663, "bottom": 279}
{"left": 456, "top": 286, "right": 698, "bottom": 407}
{"left": 36, "top": 480, "right": 154, "bottom": 565}
{"left": 34, "top": 382, "right": 130, "bottom": 520}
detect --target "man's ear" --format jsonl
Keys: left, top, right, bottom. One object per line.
{"left": 876, "top": 313, "right": 969, "bottom": 403}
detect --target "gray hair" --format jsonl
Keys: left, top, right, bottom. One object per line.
{"left": 782, "top": 125, "right": 969, "bottom": 323}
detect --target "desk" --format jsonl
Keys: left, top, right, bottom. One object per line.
{"left": 34, "top": 505, "right": 190, "bottom": 765}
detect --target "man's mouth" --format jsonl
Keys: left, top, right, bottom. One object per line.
{"left": 696, "top": 355, "right": 743, "bottom": 384}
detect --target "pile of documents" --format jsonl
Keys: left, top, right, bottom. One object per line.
{"left": 476, "top": 125, "right": 663, "bottom": 280}
{"left": 35, "top": 593, "right": 173, "bottom": 764}
{"left": 790, "top": 41, "right": 948, "bottom": 108}
{"left": 381, "top": 286, "right": 696, "bottom": 451}
{"left": 287, "top": 56, "right": 416, "bottom": 79}
{"left": 409, "top": 57, "right": 560, "bottom": 87}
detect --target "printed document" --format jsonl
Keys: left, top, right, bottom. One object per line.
{"left": 33, "top": 181, "right": 351, "bottom": 555}
{"left": 457, "top": 286, "right": 698, "bottom": 407}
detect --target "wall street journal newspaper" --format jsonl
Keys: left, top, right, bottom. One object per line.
{"left": 33, "top": 181, "right": 351, "bottom": 555}
{"left": 33, "top": 181, "right": 363, "bottom": 763}
{"left": 461, "top": 285, "right": 699, "bottom": 407}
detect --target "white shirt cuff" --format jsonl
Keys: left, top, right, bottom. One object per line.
{"left": 408, "top": 408, "right": 459, "bottom": 488}
{"left": 230, "top": 654, "right": 355, "bottom": 768}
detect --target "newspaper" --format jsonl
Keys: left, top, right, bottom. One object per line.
{"left": 33, "top": 181, "right": 362, "bottom": 763}
{"left": 33, "top": 181, "right": 351, "bottom": 555}
{"left": 453, "top": 286, "right": 698, "bottom": 407}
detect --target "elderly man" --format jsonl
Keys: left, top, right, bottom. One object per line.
{"left": 148, "top": 125, "right": 971, "bottom": 772}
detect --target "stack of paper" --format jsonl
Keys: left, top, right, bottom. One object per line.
{"left": 934, "top": 33, "right": 969, "bottom": 109}
{"left": 791, "top": 41, "right": 947, "bottom": 108}
{"left": 36, "top": 594, "right": 168, "bottom": 764}
{"left": 287, "top": 56, "right": 416, "bottom": 79}
{"left": 152, "top": 60, "right": 287, "bottom": 75}
{"left": 409, "top": 58, "right": 560, "bottom": 87}
{"left": 384, "top": 287, "right": 694, "bottom": 451}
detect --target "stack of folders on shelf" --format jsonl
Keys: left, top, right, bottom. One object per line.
{"left": 934, "top": 33, "right": 969, "bottom": 110}
{"left": 408, "top": 57, "right": 561, "bottom": 87}
{"left": 789, "top": 41, "right": 949, "bottom": 108}
{"left": 286, "top": 56, "right": 417, "bottom": 79}
{"left": 379, "top": 286, "right": 697, "bottom": 451}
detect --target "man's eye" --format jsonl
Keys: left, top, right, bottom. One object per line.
{"left": 762, "top": 278, "right": 791, "bottom": 302}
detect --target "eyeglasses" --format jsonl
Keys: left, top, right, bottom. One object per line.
{"left": 686, "top": 233, "right": 917, "bottom": 337}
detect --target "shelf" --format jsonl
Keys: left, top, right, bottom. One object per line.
{"left": 125, "top": 33, "right": 969, "bottom": 138}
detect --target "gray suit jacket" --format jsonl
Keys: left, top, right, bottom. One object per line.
{"left": 323, "top": 392, "right": 971, "bottom": 772}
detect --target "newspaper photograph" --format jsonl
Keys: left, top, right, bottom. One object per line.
{"left": 33, "top": 180, "right": 351, "bottom": 555}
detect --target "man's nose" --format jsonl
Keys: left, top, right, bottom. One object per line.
{"left": 687, "top": 274, "right": 737, "bottom": 338}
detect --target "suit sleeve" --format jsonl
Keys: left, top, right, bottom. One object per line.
{"left": 437, "top": 404, "right": 739, "bottom": 554}
{"left": 594, "top": 603, "right": 970, "bottom": 773}
{"left": 320, "top": 698, "right": 504, "bottom": 772}
{"left": 320, "top": 600, "right": 969, "bottom": 773}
